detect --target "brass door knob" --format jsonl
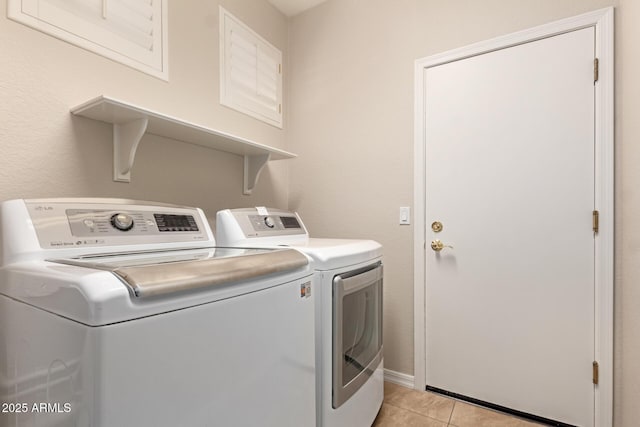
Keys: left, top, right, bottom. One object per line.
{"left": 431, "top": 240, "right": 453, "bottom": 252}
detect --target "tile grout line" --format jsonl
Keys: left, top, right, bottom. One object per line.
{"left": 447, "top": 400, "right": 456, "bottom": 426}
{"left": 382, "top": 401, "right": 452, "bottom": 425}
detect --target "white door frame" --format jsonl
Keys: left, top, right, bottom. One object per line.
{"left": 413, "top": 7, "right": 614, "bottom": 426}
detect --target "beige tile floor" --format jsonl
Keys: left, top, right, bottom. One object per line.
{"left": 373, "top": 382, "right": 544, "bottom": 427}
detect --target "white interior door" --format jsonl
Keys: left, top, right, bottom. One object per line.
{"left": 424, "top": 28, "right": 595, "bottom": 426}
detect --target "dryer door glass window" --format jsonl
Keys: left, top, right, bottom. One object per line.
{"left": 332, "top": 263, "right": 383, "bottom": 408}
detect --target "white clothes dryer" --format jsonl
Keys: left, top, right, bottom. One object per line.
{"left": 217, "top": 208, "right": 384, "bottom": 427}
{"left": 0, "top": 199, "right": 316, "bottom": 427}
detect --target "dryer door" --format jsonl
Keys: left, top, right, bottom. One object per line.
{"left": 332, "top": 262, "right": 383, "bottom": 408}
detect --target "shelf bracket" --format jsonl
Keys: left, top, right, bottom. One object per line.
{"left": 113, "top": 118, "right": 149, "bottom": 182}
{"left": 243, "top": 153, "right": 271, "bottom": 195}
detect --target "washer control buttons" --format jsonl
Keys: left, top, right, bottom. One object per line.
{"left": 83, "top": 219, "right": 95, "bottom": 228}
{"left": 110, "top": 213, "right": 135, "bottom": 231}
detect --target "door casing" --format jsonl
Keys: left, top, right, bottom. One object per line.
{"left": 412, "top": 7, "right": 614, "bottom": 427}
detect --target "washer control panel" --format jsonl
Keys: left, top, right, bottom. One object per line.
{"left": 25, "top": 200, "right": 211, "bottom": 249}
{"left": 66, "top": 210, "right": 199, "bottom": 237}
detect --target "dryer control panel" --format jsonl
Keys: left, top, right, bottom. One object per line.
{"left": 216, "top": 208, "right": 308, "bottom": 244}
{"left": 247, "top": 214, "right": 302, "bottom": 232}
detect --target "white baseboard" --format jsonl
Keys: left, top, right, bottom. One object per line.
{"left": 383, "top": 369, "right": 415, "bottom": 389}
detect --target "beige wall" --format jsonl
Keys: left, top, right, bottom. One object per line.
{"left": 0, "top": 0, "right": 290, "bottom": 223}
{"left": 287, "top": 0, "right": 640, "bottom": 426}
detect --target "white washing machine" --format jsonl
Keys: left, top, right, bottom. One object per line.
{"left": 216, "top": 208, "right": 384, "bottom": 427}
{"left": 0, "top": 198, "right": 316, "bottom": 427}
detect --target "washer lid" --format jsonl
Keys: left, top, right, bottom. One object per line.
{"left": 49, "top": 247, "right": 309, "bottom": 298}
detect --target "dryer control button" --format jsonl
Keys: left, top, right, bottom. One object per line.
{"left": 264, "top": 216, "right": 275, "bottom": 228}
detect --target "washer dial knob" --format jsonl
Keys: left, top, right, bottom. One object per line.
{"left": 111, "top": 213, "right": 135, "bottom": 231}
{"left": 264, "top": 216, "right": 275, "bottom": 228}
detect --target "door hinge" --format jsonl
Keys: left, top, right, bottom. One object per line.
{"left": 593, "top": 210, "right": 599, "bottom": 233}
{"left": 593, "top": 361, "right": 599, "bottom": 385}
{"left": 278, "top": 63, "right": 282, "bottom": 74}
{"left": 594, "top": 58, "right": 599, "bottom": 83}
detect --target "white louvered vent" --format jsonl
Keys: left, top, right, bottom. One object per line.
{"left": 220, "top": 7, "right": 283, "bottom": 128}
{"left": 8, "top": 0, "right": 167, "bottom": 80}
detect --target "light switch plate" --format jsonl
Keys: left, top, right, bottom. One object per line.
{"left": 399, "top": 207, "right": 411, "bottom": 225}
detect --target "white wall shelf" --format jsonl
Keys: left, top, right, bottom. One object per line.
{"left": 71, "top": 95, "right": 295, "bottom": 194}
